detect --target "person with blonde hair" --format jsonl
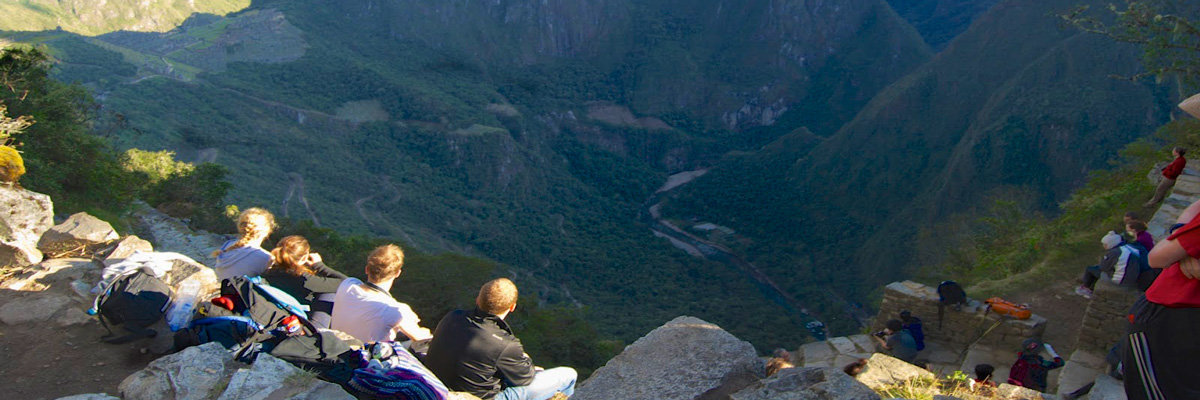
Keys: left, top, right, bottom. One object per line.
{"left": 213, "top": 207, "right": 276, "bottom": 281}
{"left": 262, "top": 235, "right": 348, "bottom": 328}
{"left": 424, "top": 278, "right": 577, "bottom": 400}
{"left": 330, "top": 244, "right": 432, "bottom": 344}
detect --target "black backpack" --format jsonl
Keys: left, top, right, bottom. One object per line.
{"left": 936, "top": 280, "right": 967, "bottom": 328}
{"left": 93, "top": 267, "right": 174, "bottom": 344}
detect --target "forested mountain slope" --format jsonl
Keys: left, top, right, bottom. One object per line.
{"left": 661, "top": 0, "right": 1173, "bottom": 315}
{"left": 0, "top": 0, "right": 935, "bottom": 347}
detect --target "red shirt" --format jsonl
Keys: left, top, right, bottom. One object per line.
{"left": 1162, "top": 156, "right": 1186, "bottom": 180}
{"left": 1145, "top": 214, "right": 1200, "bottom": 307}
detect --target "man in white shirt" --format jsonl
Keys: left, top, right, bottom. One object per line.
{"left": 330, "top": 244, "right": 432, "bottom": 343}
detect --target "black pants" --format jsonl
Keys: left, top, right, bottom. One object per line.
{"left": 1082, "top": 265, "right": 1102, "bottom": 290}
{"left": 1123, "top": 296, "right": 1200, "bottom": 400}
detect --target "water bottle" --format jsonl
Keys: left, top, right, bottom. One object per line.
{"left": 167, "top": 279, "right": 201, "bottom": 331}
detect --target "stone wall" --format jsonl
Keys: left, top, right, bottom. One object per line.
{"left": 876, "top": 281, "right": 1046, "bottom": 352}
{"left": 1074, "top": 280, "right": 1141, "bottom": 354}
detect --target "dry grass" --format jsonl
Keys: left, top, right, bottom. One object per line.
{"left": 876, "top": 373, "right": 1003, "bottom": 400}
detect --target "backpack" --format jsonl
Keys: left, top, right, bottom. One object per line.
{"left": 1007, "top": 354, "right": 1049, "bottom": 391}
{"left": 173, "top": 315, "right": 261, "bottom": 350}
{"left": 902, "top": 319, "right": 925, "bottom": 351}
{"left": 936, "top": 280, "right": 967, "bottom": 328}
{"left": 985, "top": 297, "right": 1032, "bottom": 320}
{"left": 219, "top": 275, "right": 309, "bottom": 333}
{"left": 347, "top": 342, "right": 450, "bottom": 400}
{"left": 92, "top": 267, "right": 174, "bottom": 344}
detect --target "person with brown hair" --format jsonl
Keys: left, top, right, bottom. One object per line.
{"left": 213, "top": 207, "right": 276, "bottom": 281}
{"left": 424, "top": 278, "right": 577, "bottom": 400}
{"left": 329, "top": 244, "right": 431, "bottom": 343}
{"left": 261, "top": 235, "right": 348, "bottom": 328}
{"left": 1127, "top": 220, "right": 1155, "bottom": 251}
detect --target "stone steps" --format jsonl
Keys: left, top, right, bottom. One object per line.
{"left": 1147, "top": 167, "right": 1200, "bottom": 240}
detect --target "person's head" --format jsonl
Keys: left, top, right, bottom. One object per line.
{"left": 1126, "top": 220, "right": 1148, "bottom": 234}
{"left": 1021, "top": 338, "right": 1043, "bottom": 355}
{"left": 269, "top": 235, "right": 313, "bottom": 276}
{"left": 765, "top": 357, "right": 795, "bottom": 377}
{"left": 1123, "top": 211, "right": 1139, "bottom": 224}
{"left": 214, "top": 207, "right": 276, "bottom": 256}
{"left": 974, "top": 363, "right": 995, "bottom": 381}
{"left": 842, "top": 359, "right": 868, "bottom": 377}
{"left": 1101, "top": 231, "right": 1122, "bottom": 250}
{"left": 1174, "top": 147, "right": 1187, "bottom": 158}
{"left": 365, "top": 244, "right": 404, "bottom": 283}
{"left": 899, "top": 310, "right": 914, "bottom": 323}
{"left": 885, "top": 319, "right": 903, "bottom": 334}
{"left": 477, "top": 278, "right": 519, "bottom": 316}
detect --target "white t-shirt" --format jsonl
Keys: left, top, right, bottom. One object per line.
{"left": 330, "top": 278, "right": 425, "bottom": 343}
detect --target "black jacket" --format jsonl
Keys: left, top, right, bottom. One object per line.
{"left": 423, "top": 309, "right": 535, "bottom": 399}
{"left": 260, "top": 262, "right": 348, "bottom": 305}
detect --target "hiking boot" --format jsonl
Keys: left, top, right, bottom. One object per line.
{"left": 1074, "top": 286, "right": 1094, "bottom": 299}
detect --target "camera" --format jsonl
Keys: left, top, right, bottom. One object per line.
{"left": 873, "top": 330, "right": 887, "bottom": 338}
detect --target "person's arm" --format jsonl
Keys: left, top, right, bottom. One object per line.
{"left": 1098, "top": 248, "right": 1120, "bottom": 274}
{"left": 495, "top": 341, "right": 536, "bottom": 387}
{"left": 392, "top": 305, "right": 432, "bottom": 341}
{"left": 310, "top": 259, "right": 350, "bottom": 280}
{"left": 1164, "top": 157, "right": 1187, "bottom": 179}
{"left": 1177, "top": 199, "right": 1200, "bottom": 224}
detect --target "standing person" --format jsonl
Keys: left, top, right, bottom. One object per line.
{"left": 1127, "top": 220, "right": 1155, "bottom": 251}
{"left": 213, "top": 207, "right": 276, "bottom": 281}
{"left": 423, "top": 278, "right": 577, "bottom": 400}
{"left": 1006, "top": 339, "right": 1064, "bottom": 392}
{"left": 1124, "top": 198, "right": 1200, "bottom": 400}
{"left": 330, "top": 244, "right": 432, "bottom": 344}
{"left": 262, "top": 235, "right": 348, "bottom": 328}
{"left": 1144, "top": 147, "right": 1187, "bottom": 207}
{"left": 872, "top": 319, "right": 919, "bottom": 363}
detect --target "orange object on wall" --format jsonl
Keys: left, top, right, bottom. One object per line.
{"left": 985, "top": 297, "right": 1032, "bottom": 320}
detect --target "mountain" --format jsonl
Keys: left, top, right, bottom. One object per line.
{"left": 886, "top": 0, "right": 1001, "bottom": 50}
{"left": 0, "top": 0, "right": 937, "bottom": 347}
{"left": 0, "top": 0, "right": 249, "bottom": 36}
{"left": 660, "top": 0, "right": 1173, "bottom": 310}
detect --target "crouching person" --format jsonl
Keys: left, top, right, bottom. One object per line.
{"left": 424, "top": 278, "right": 577, "bottom": 400}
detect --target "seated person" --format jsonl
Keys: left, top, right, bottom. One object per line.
{"left": 213, "top": 207, "right": 275, "bottom": 281}
{"left": 262, "top": 235, "right": 348, "bottom": 328}
{"left": 1127, "top": 220, "right": 1155, "bottom": 251}
{"left": 330, "top": 244, "right": 432, "bottom": 343}
{"left": 1076, "top": 231, "right": 1146, "bottom": 298}
{"left": 871, "top": 319, "right": 918, "bottom": 363}
{"left": 899, "top": 310, "right": 925, "bottom": 351}
{"left": 423, "top": 278, "right": 577, "bottom": 400}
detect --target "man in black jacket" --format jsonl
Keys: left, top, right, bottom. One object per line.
{"left": 423, "top": 278, "right": 576, "bottom": 400}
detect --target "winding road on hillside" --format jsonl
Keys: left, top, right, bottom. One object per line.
{"left": 645, "top": 170, "right": 867, "bottom": 339}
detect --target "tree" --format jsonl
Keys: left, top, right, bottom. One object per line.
{"left": 1063, "top": 1, "right": 1200, "bottom": 88}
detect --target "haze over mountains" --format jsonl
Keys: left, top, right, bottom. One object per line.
{"left": 0, "top": 0, "right": 1171, "bottom": 349}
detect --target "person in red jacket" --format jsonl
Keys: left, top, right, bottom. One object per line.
{"left": 1144, "top": 147, "right": 1187, "bottom": 207}
{"left": 1123, "top": 198, "right": 1200, "bottom": 399}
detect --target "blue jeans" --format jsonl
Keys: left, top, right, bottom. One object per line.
{"left": 494, "top": 367, "right": 577, "bottom": 400}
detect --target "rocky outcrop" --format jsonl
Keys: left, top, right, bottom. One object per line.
{"left": 0, "top": 185, "right": 54, "bottom": 267}
{"left": 120, "top": 342, "right": 355, "bottom": 400}
{"left": 130, "top": 202, "right": 227, "bottom": 267}
{"left": 853, "top": 353, "right": 935, "bottom": 390}
{"left": 0, "top": 258, "right": 101, "bottom": 327}
{"left": 731, "top": 367, "right": 880, "bottom": 400}
{"left": 99, "top": 235, "right": 154, "bottom": 267}
{"left": 37, "top": 212, "right": 119, "bottom": 256}
{"left": 573, "top": 316, "right": 761, "bottom": 400}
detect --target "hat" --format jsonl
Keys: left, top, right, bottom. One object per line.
{"left": 1022, "top": 338, "right": 1043, "bottom": 353}
{"left": 1101, "top": 231, "right": 1122, "bottom": 249}
{"left": 1181, "top": 92, "right": 1200, "bottom": 119}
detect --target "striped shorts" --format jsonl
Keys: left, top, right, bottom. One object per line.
{"left": 1123, "top": 296, "right": 1200, "bottom": 400}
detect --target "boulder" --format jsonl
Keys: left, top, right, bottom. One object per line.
{"left": 853, "top": 353, "right": 934, "bottom": 390}
{"left": 217, "top": 354, "right": 353, "bottom": 400}
{"left": 995, "top": 383, "right": 1060, "bottom": 400}
{"left": 0, "top": 185, "right": 53, "bottom": 267}
{"left": 101, "top": 235, "right": 154, "bottom": 267}
{"left": 38, "top": 212, "right": 119, "bottom": 256}
{"left": 573, "top": 316, "right": 761, "bottom": 400}
{"left": 0, "top": 293, "right": 72, "bottom": 325}
{"left": 730, "top": 367, "right": 880, "bottom": 400}
{"left": 120, "top": 342, "right": 233, "bottom": 400}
